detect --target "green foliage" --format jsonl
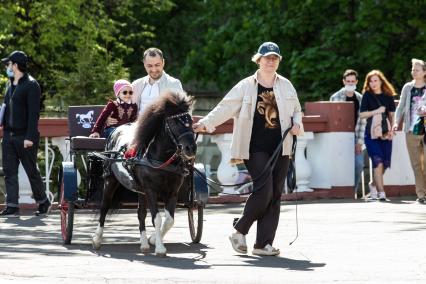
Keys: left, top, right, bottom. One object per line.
{"left": 49, "top": 14, "right": 128, "bottom": 108}
{"left": 173, "top": 0, "right": 426, "bottom": 103}
{"left": 0, "top": 0, "right": 163, "bottom": 111}
{"left": 1, "top": 0, "right": 425, "bottom": 106}
{"left": 180, "top": 1, "right": 281, "bottom": 91}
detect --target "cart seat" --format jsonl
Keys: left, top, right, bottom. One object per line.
{"left": 68, "top": 105, "right": 107, "bottom": 151}
{"left": 70, "top": 136, "right": 106, "bottom": 151}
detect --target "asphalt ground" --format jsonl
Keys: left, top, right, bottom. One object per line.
{"left": 0, "top": 198, "right": 425, "bottom": 283}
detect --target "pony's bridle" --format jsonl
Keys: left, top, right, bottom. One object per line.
{"left": 164, "top": 112, "right": 194, "bottom": 153}
{"left": 147, "top": 112, "right": 194, "bottom": 170}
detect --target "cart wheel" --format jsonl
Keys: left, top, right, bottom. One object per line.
{"left": 188, "top": 204, "right": 203, "bottom": 243}
{"left": 59, "top": 169, "right": 75, "bottom": 244}
{"left": 61, "top": 202, "right": 74, "bottom": 244}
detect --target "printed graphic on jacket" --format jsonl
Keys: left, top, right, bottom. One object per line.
{"left": 257, "top": 90, "right": 279, "bottom": 129}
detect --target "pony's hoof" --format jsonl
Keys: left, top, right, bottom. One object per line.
{"left": 148, "top": 235, "right": 156, "bottom": 246}
{"left": 140, "top": 246, "right": 150, "bottom": 253}
{"left": 155, "top": 245, "right": 167, "bottom": 256}
{"left": 155, "top": 251, "right": 167, "bottom": 257}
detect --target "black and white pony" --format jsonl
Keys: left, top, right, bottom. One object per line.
{"left": 92, "top": 91, "right": 196, "bottom": 256}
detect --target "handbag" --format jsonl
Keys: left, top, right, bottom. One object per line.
{"left": 381, "top": 112, "right": 390, "bottom": 135}
{"left": 371, "top": 113, "right": 383, "bottom": 139}
{"left": 371, "top": 113, "right": 391, "bottom": 139}
{"left": 371, "top": 94, "right": 391, "bottom": 139}
{"left": 412, "top": 116, "right": 425, "bottom": 135}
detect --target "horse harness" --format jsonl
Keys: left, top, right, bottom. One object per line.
{"left": 123, "top": 112, "right": 194, "bottom": 176}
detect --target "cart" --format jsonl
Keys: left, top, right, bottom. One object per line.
{"left": 58, "top": 105, "right": 207, "bottom": 245}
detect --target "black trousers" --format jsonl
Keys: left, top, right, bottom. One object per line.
{"left": 2, "top": 133, "right": 47, "bottom": 207}
{"left": 235, "top": 152, "right": 289, "bottom": 249}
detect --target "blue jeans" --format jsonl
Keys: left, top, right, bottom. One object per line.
{"left": 102, "top": 127, "right": 116, "bottom": 139}
{"left": 354, "top": 150, "right": 364, "bottom": 192}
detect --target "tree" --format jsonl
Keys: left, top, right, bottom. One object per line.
{"left": 0, "top": 0, "right": 164, "bottom": 110}
{"left": 1, "top": 0, "right": 425, "bottom": 106}
{"left": 176, "top": 0, "right": 426, "bottom": 102}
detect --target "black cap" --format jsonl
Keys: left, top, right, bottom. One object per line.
{"left": 257, "top": 42, "right": 281, "bottom": 58}
{"left": 1, "top": 50, "right": 28, "bottom": 65}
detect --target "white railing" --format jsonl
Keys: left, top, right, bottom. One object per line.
{"left": 9, "top": 113, "right": 416, "bottom": 203}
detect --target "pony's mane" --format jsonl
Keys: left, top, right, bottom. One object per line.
{"left": 133, "top": 91, "right": 193, "bottom": 150}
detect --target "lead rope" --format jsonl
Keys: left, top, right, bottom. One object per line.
{"left": 288, "top": 135, "right": 298, "bottom": 245}
{"left": 192, "top": 126, "right": 293, "bottom": 191}
{"left": 194, "top": 124, "right": 300, "bottom": 245}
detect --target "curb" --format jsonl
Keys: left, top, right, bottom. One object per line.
{"left": 0, "top": 186, "right": 417, "bottom": 210}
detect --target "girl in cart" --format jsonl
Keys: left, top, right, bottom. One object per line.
{"left": 90, "top": 79, "right": 138, "bottom": 138}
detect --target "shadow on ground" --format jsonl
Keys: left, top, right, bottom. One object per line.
{"left": 213, "top": 254, "right": 326, "bottom": 271}
{"left": 66, "top": 242, "right": 212, "bottom": 270}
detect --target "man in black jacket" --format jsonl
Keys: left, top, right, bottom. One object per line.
{"left": 0, "top": 51, "right": 51, "bottom": 217}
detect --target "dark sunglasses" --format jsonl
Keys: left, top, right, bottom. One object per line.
{"left": 122, "top": 90, "right": 133, "bottom": 95}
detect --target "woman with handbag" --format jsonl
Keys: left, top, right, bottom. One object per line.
{"left": 393, "top": 59, "right": 426, "bottom": 204}
{"left": 360, "top": 70, "right": 397, "bottom": 201}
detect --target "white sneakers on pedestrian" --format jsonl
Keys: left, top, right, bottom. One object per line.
{"left": 229, "top": 232, "right": 280, "bottom": 256}
{"left": 378, "top": 191, "right": 388, "bottom": 201}
{"left": 229, "top": 232, "right": 247, "bottom": 254}
{"left": 366, "top": 184, "right": 378, "bottom": 201}
{"left": 252, "top": 244, "right": 280, "bottom": 256}
{"left": 366, "top": 184, "right": 389, "bottom": 202}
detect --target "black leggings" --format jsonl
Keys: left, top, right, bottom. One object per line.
{"left": 234, "top": 152, "right": 289, "bottom": 249}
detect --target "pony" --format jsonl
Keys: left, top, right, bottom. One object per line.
{"left": 91, "top": 91, "right": 197, "bottom": 256}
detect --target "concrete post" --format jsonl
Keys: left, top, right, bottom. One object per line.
{"left": 210, "top": 133, "right": 239, "bottom": 194}
{"left": 295, "top": 132, "right": 314, "bottom": 192}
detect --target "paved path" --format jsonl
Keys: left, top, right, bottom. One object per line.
{"left": 0, "top": 198, "right": 425, "bottom": 283}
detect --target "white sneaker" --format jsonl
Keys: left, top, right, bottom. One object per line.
{"left": 366, "top": 184, "right": 378, "bottom": 201}
{"left": 252, "top": 244, "right": 280, "bottom": 256}
{"left": 229, "top": 232, "right": 247, "bottom": 254}
{"left": 378, "top": 191, "right": 388, "bottom": 201}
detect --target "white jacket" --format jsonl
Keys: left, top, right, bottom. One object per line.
{"left": 131, "top": 71, "right": 183, "bottom": 111}
{"left": 200, "top": 71, "right": 304, "bottom": 161}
